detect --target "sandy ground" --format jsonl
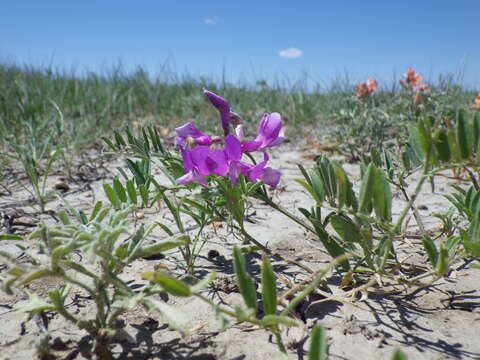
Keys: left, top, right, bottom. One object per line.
{"left": 1, "top": 145, "right": 480, "bottom": 360}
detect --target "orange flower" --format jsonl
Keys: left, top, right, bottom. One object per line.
{"left": 366, "top": 78, "right": 378, "bottom": 92}
{"left": 415, "top": 92, "right": 422, "bottom": 103}
{"left": 356, "top": 78, "right": 378, "bottom": 99}
{"left": 355, "top": 83, "right": 368, "bottom": 99}
{"left": 403, "top": 68, "right": 425, "bottom": 90}
{"left": 473, "top": 93, "right": 480, "bottom": 109}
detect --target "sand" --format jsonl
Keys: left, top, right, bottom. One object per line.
{"left": 1, "top": 145, "right": 480, "bottom": 360}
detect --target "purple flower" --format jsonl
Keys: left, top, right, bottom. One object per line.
{"left": 241, "top": 112, "right": 284, "bottom": 153}
{"left": 203, "top": 89, "right": 235, "bottom": 136}
{"left": 176, "top": 145, "right": 228, "bottom": 186}
{"left": 224, "top": 134, "right": 282, "bottom": 187}
{"left": 175, "top": 122, "right": 222, "bottom": 147}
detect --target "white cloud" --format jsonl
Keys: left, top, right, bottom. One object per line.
{"left": 278, "top": 48, "right": 303, "bottom": 59}
{"left": 204, "top": 16, "right": 220, "bottom": 25}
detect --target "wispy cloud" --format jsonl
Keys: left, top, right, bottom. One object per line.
{"left": 204, "top": 16, "right": 220, "bottom": 25}
{"left": 278, "top": 48, "right": 303, "bottom": 59}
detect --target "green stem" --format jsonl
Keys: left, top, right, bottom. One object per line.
{"left": 239, "top": 226, "right": 315, "bottom": 274}
{"left": 274, "top": 333, "right": 289, "bottom": 360}
{"left": 194, "top": 293, "right": 263, "bottom": 326}
{"left": 379, "top": 150, "right": 431, "bottom": 273}
{"left": 258, "top": 195, "right": 316, "bottom": 233}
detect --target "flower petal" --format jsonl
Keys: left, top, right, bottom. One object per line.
{"left": 225, "top": 134, "right": 242, "bottom": 161}
{"left": 261, "top": 167, "right": 282, "bottom": 187}
{"left": 190, "top": 146, "right": 211, "bottom": 176}
{"left": 176, "top": 170, "right": 207, "bottom": 187}
{"left": 204, "top": 89, "right": 231, "bottom": 135}
{"left": 246, "top": 152, "right": 269, "bottom": 182}
{"left": 241, "top": 140, "right": 262, "bottom": 153}
{"left": 206, "top": 149, "right": 229, "bottom": 176}
{"left": 257, "top": 113, "right": 282, "bottom": 146}
{"left": 175, "top": 122, "right": 206, "bottom": 146}
{"left": 180, "top": 147, "right": 193, "bottom": 172}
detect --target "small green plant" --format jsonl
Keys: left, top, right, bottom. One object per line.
{"left": 14, "top": 144, "right": 60, "bottom": 213}
{"left": 1, "top": 203, "right": 188, "bottom": 359}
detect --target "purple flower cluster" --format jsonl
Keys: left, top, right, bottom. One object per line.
{"left": 175, "top": 90, "right": 283, "bottom": 188}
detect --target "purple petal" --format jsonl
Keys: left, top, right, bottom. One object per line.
{"left": 204, "top": 89, "right": 230, "bottom": 113}
{"left": 206, "top": 149, "right": 229, "bottom": 176}
{"left": 175, "top": 122, "right": 206, "bottom": 147}
{"left": 267, "top": 127, "right": 284, "bottom": 147}
{"left": 246, "top": 152, "right": 269, "bottom": 182}
{"left": 190, "top": 146, "right": 211, "bottom": 176}
{"left": 180, "top": 147, "right": 193, "bottom": 172}
{"left": 176, "top": 122, "right": 205, "bottom": 139}
{"left": 241, "top": 140, "right": 262, "bottom": 153}
{"left": 260, "top": 167, "right": 282, "bottom": 187}
{"left": 228, "top": 160, "right": 242, "bottom": 185}
{"left": 220, "top": 114, "right": 230, "bottom": 136}
{"left": 176, "top": 170, "right": 207, "bottom": 187}
{"left": 257, "top": 112, "right": 282, "bottom": 147}
{"left": 225, "top": 134, "right": 242, "bottom": 161}
{"left": 204, "top": 89, "right": 231, "bottom": 135}
{"left": 195, "top": 136, "right": 215, "bottom": 146}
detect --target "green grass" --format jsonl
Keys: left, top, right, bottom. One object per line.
{"left": 0, "top": 61, "right": 476, "bottom": 167}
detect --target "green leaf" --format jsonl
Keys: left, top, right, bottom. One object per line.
{"left": 233, "top": 247, "right": 258, "bottom": 314}
{"left": 57, "top": 210, "right": 71, "bottom": 225}
{"left": 102, "top": 136, "right": 117, "bottom": 151}
{"left": 308, "top": 325, "right": 327, "bottom": 360}
{"left": 14, "top": 293, "right": 55, "bottom": 315}
{"left": 113, "top": 177, "right": 128, "bottom": 203}
{"left": 89, "top": 201, "right": 103, "bottom": 221}
{"left": 126, "top": 180, "right": 138, "bottom": 205}
{"left": 63, "top": 261, "right": 99, "bottom": 279}
{"left": 139, "top": 184, "right": 149, "bottom": 207}
{"left": 103, "top": 183, "right": 121, "bottom": 209}
{"left": 142, "top": 271, "right": 191, "bottom": 296}
{"left": 333, "top": 164, "right": 349, "bottom": 209}
{"left": 464, "top": 241, "right": 480, "bottom": 257}
{"left": 434, "top": 129, "right": 451, "bottom": 163}
{"left": 0, "top": 234, "right": 23, "bottom": 241}
{"left": 358, "top": 163, "right": 376, "bottom": 214}
{"left": 447, "top": 125, "right": 461, "bottom": 162}
{"left": 417, "top": 118, "right": 431, "bottom": 157}
{"left": 20, "top": 269, "right": 57, "bottom": 285}
{"left": 330, "top": 214, "right": 360, "bottom": 244}
{"left": 261, "top": 255, "right": 277, "bottom": 316}
{"left": 457, "top": 109, "right": 470, "bottom": 159}
{"left": 391, "top": 349, "right": 408, "bottom": 360}
{"left": 435, "top": 245, "right": 449, "bottom": 276}
{"left": 114, "top": 131, "right": 127, "bottom": 148}
{"left": 261, "top": 315, "right": 298, "bottom": 327}
{"left": 421, "top": 235, "right": 438, "bottom": 267}
{"left": 373, "top": 169, "right": 392, "bottom": 222}
{"left": 190, "top": 272, "right": 217, "bottom": 293}
{"left": 51, "top": 246, "right": 72, "bottom": 272}
{"left": 473, "top": 112, "right": 480, "bottom": 149}
{"left": 144, "top": 297, "right": 189, "bottom": 333}
{"left": 131, "top": 235, "right": 189, "bottom": 260}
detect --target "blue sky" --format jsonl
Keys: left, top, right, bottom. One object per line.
{"left": 1, "top": 1, "right": 479, "bottom": 88}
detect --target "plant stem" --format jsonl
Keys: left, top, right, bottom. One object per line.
{"left": 239, "top": 226, "right": 315, "bottom": 274}
{"left": 260, "top": 197, "right": 316, "bottom": 234}
{"left": 274, "top": 333, "right": 289, "bottom": 360}
{"left": 378, "top": 156, "right": 431, "bottom": 272}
